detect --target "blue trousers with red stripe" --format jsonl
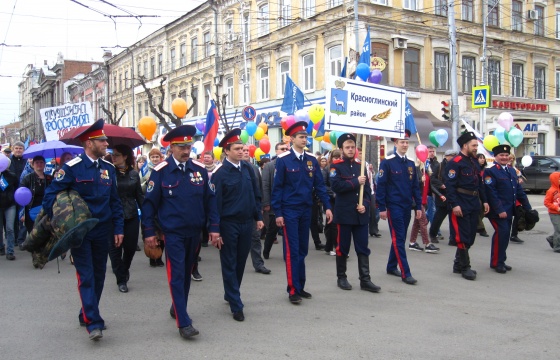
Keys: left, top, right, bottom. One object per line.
{"left": 336, "top": 224, "right": 370, "bottom": 257}
{"left": 72, "top": 223, "right": 111, "bottom": 333}
{"left": 164, "top": 233, "right": 200, "bottom": 328}
{"left": 386, "top": 207, "right": 412, "bottom": 279}
{"left": 489, "top": 217, "right": 512, "bottom": 268}
{"left": 219, "top": 220, "right": 253, "bottom": 313}
{"left": 450, "top": 211, "right": 478, "bottom": 249}
{"left": 282, "top": 206, "right": 311, "bottom": 296}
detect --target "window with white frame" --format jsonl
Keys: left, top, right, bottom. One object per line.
{"left": 371, "top": 0, "right": 387, "bottom": 4}
{"left": 191, "top": 37, "right": 198, "bottom": 63}
{"left": 435, "top": 0, "right": 447, "bottom": 17}
{"left": 405, "top": 48, "right": 420, "bottom": 88}
{"left": 242, "top": 13, "right": 250, "bottom": 41}
{"left": 434, "top": 52, "right": 449, "bottom": 90}
{"left": 143, "top": 61, "right": 148, "bottom": 78}
{"left": 512, "top": 1, "right": 522, "bottom": 32}
{"left": 512, "top": 63, "right": 524, "bottom": 98}
{"left": 534, "top": 66, "right": 546, "bottom": 99}
{"left": 556, "top": 70, "right": 560, "bottom": 99}
{"left": 138, "top": 103, "right": 142, "bottom": 119}
{"left": 180, "top": 43, "right": 186, "bottom": 67}
{"left": 279, "top": 0, "right": 291, "bottom": 27}
{"left": 151, "top": 57, "right": 155, "bottom": 78}
{"left": 258, "top": 67, "right": 269, "bottom": 101}
{"left": 328, "top": 45, "right": 342, "bottom": 77}
{"left": 462, "top": 56, "right": 476, "bottom": 93}
{"left": 239, "top": 71, "right": 250, "bottom": 105}
{"left": 225, "top": 77, "right": 234, "bottom": 107}
{"left": 124, "top": 70, "right": 128, "bottom": 88}
{"left": 158, "top": 54, "right": 163, "bottom": 75}
{"left": 557, "top": 12, "right": 560, "bottom": 39}
{"left": 278, "top": 61, "right": 290, "bottom": 96}
{"left": 137, "top": 62, "right": 141, "bottom": 77}
{"left": 204, "top": 32, "right": 211, "bottom": 57}
{"left": 170, "top": 48, "right": 176, "bottom": 71}
{"left": 144, "top": 101, "right": 149, "bottom": 116}
{"left": 118, "top": 74, "right": 122, "bottom": 92}
{"left": 488, "top": 0, "right": 499, "bottom": 27}
{"left": 226, "top": 21, "right": 234, "bottom": 42}
{"left": 461, "top": 0, "right": 473, "bottom": 21}
{"left": 204, "top": 84, "right": 211, "bottom": 111}
{"left": 329, "top": 0, "right": 343, "bottom": 7}
{"left": 534, "top": 5, "right": 544, "bottom": 36}
{"left": 404, "top": 0, "right": 418, "bottom": 11}
{"left": 192, "top": 87, "right": 198, "bottom": 115}
{"left": 488, "top": 59, "right": 501, "bottom": 95}
{"left": 258, "top": 4, "right": 269, "bottom": 36}
{"left": 302, "top": 0, "right": 315, "bottom": 18}
{"left": 302, "top": 54, "right": 315, "bottom": 91}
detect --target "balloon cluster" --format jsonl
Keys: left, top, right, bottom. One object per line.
{"left": 428, "top": 129, "right": 449, "bottom": 147}
{"left": 355, "top": 64, "right": 383, "bottom": 84}
{"left": 483, "top": 112, "right": 524, "bottom": 151}
{"left": 278, "top": 105, "right": 328, "bottom": 150}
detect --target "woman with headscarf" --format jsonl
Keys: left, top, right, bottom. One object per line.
{"left": 20, "top": 156, "right": 52, "bottom": 233}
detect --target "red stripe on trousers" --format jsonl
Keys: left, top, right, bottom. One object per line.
{"left": 450, "top": 213, "right": 466, "bottom": 250}
{"left": 387, "top": 210, "right": 405, "bottom": 278}
{"left": 165, "top": 248, "right": 179, "bottom": 328}
{"left": 283, "top": 225, "right": 295, "bottom": 296}
{"left": 490, "top": 219, "right": 499, "bottom": 267}
{"left": 335, "top": 224, "right": 342, "bottom": 256}
{"left": 75, "top": 271, "right": 90, "bottom": 324}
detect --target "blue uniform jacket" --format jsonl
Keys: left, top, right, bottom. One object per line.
{"left": 330, "top": 157, "right": 370, "bottom": 225}
{"left": 271, "top": 149, "right": 331, "bottom": 218}
{"left": 211, "top": 159, "right": 262, "bottom": 223}
{"left": 141, "top": 158, "right": 219, "bottom": 238}
{"left": 444, "top": 153, "right": 487, "bottom": 212}
{"left": 42, "top": 154, "right": 124, "bottom": 234}
{"left": 376, "top": 154, "right": 422, "bottom": 212}
{"left": 483, "top": 163, "right": 531, "bottom": 218}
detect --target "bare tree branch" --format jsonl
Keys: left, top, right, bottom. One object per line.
{"left": 138, "top": 76, "right": 173, "bottom": 132}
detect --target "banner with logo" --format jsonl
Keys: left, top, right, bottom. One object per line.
{"left": 40, "top": 101, "right": 94, "bottom": 141}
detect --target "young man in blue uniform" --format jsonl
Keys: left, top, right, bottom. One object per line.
{"left": 42, "top": 119, "right": 124, "bottom": 341}
{"left": 272, "top": 121, "right": 333, "bottom": 304}
{"left": 142, "top": 125, "right": 220, "bottom": 339}
{"left": 330, "top": 133, "right": 381, "bottom": 293}
{"left": 210, "top": 129, "right": 264, "bottom": 321}
{"left": 483, "top": 145, "right": 531, "bottom": 273}
{"left": 377, "top": 129, "right": 422, "bottom": 285}
{"left": 444, "top": 132, "right": 489, "bottom": 280}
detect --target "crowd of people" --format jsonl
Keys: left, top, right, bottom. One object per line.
{"left": 1, "top": 120, "right": 553, "bottom": 343}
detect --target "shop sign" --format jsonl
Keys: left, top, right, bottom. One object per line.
{"left": 513, "top": 123, "right": 538, "bottom": 138}
{"left": 491, "top": 100, "right": 548, "bottom": 112}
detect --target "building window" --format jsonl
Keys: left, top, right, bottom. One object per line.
{"left": 556, "top": 70, "right": 560, "bottom": 99}
{"left": 534, "top": 66, "right": 546, "bottom": 99}
{"left": 488, "top": 59, "right": 501, "bottom": 95}
{"left": 204, "top": 32, "right": 211, "bottom": 57}
{"left": 512, "top": 1, "right": 522, "bottom": 32}
{"left": 434, "top": 52, "right": 449, "bottom": 90}
{"left": 158, "top": 54, "right": 163, "bottom": 75}
{"left": 191, "top": 37, "right": 198, "bottom": 63}
{"left": 371, "top": 42, "right": 389, "bottom": 85}
{"left": 225, "top": 77, "right": 234, "bottom": 107}
{"left": 534, "top": 5, "right": 544, "bottom": 36}
{"left": 403, "top": 0, "right": 418, "bottom": 11}
{"left": 371, "top": 0, "right": 387, "bottom": 4}
{"left": 192, "top": 87, "right": 198, "bottom": 115}
{"left": 258, "top": 67, "right": 269, "bottom": 101}
{"left": 328, "top": 45, "right": 342, "bottom": 77}
{"left": 170, "top": 48, "right": 176, "bottom": 71}
{"left": 180, "top": 44, "right": 186, "bottom": 67}
{"left": 279, "top": 0, "right": 291, "bottom": 27}
{"left": 278, "top": 61, "right": 290, "bottom": 96}
{"left": 226, "top": 21, "right": 233, "bottom": 42}
{"left": 302, "top": 53, "right": 315, "bottom": 92}
{"left": 150, "top": 57, "right": 155, "bottom": 78}
{"left": 435, "top": 0, "right": 447, "bottom": 17}
{"left": 405, "top": 48, "right": 420, "bottom": 88}
{"left": 143, "top": 61, "right": 148, "bottom": 78}
{"left": 461, "top": 56, "right": 476, "bottom": 93}
{"left": 124, "top": 70, "right": 128, "bottom": 89}
{"left": 144, "top": 101, "right": 149, "bottom": 116}
{"left": 557, "top": 12, "right": 560, "bottom": 39}
{"left": 462, "top": 0, "right": 473, "bottom": 21}
{"left": 488, "top": 0, "right": 499, "bottom": 27}
{"left": 302, "top": 0, "right": 315, "bottom": 18}
{"left": 118, "top": 74, "right": 122, "bottom": 92}
{"left": 258, "top": 3, "right": 269, "bottom": 36}
{"left": 137, "top": 62, "right": 141, "bottom": 78}
{"left": 242, "top": 13, "right": 250, "bottom": 42}
{"left": 329, "top": 0, "right": 343, "bottom": 7}
{"left": 239, "top": 72, "right": 250, "bottom": 105}
{"left": 138, "top": 103, "right": 142, "bottom": 119}
{"left": 512, "top": 63, "right": 524, "bottom": 98}
{"left": 204, "top": 84, "right": 211, "bottom": 111}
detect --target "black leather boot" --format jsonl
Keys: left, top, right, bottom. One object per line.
{"left": 357, "top": 254, "right": 381, "bottom": 293}
{"left": 459, "top": 248, "right": 476, "bottom": 280}
{"left": 336, "top": 255, "right": 352, "bottom": 290}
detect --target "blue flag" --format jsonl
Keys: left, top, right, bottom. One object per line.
{"left": 24, "top": 136, "right": 30, "bottom": 149}
{"left": 140, "top": 160, "right": 149, "bottom": 177}
{"left": 404, "top": 99, "right": 417, "bottom": 135}
{"left": 340, "top": 57, "right": 347, "bottom": 78}
{"left": 358, "top": 27, "right": 371, "bottom": 65}
{"left": 280, "top": 75, "right": 304, "bottom": 115}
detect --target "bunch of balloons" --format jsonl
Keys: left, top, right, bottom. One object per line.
{"left": 487, "top": 112, "right": 524, "bottom": 149}
{"left": 428, "top": 129, "right": 449, "bottom": 147}
{"left": 355, "top": 64, "right": 383, "bottom": 84}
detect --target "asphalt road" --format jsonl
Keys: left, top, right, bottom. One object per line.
{"left": 0, "top": 194, "right": 558, "bottom": 359}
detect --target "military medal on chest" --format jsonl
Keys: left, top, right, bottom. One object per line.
{"left": 408, "top": 166, "right": 413, "bottom": 180}
{"left": 190, "top": 171, "right": 203, "bottom": 185}
{"left": 307, "top": 161, "right": 313, "bottom": 171}
{"left": 100, "top": 169, "right": 109, "bottom": 180}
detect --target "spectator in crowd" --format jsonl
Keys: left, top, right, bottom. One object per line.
{"left": 141, "top": 148, "right": 165, "bottom": 267}
{"left": 508, "top": 153, "right": 525, "bottom": 244}
{"left": 0, "top": 159, "right": 17, "bottom": 260}
{"left": 544, "top": 172, "right": 560, "bottom": 252}
{"left": 323, "top": 149, "right": 341, "bottom": 255}
{"left": 20, "top": 156, "right": 52, "bottom": 233}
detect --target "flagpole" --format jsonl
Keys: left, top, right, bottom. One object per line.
{"left": 359, "top": 133, "right": 366, "bottom": 207}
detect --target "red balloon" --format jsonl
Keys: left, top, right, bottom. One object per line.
{"left": 259, "top": 139, "right": 271, "bottom": 154}
{"left": 159, "top": 136, "right": 170, "bottom": 148}
{"left": 248, "top": 144, "right": 257, "bottom": 157}
{"left": 285, "top": 115, "right": 296, "bottom": 129}
{"left": 415, "top": 144, "right": 429, "bottom": 162}
{"left": 281, "top": 118, "right": 289, "bottom": 131}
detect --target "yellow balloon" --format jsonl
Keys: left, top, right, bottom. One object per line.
{"left": 254, "top": 148, "right": 265, "bottom": 161}
{"left": 315, "top": 135, "right": 323, "bottom": 142}
{"left": 171, "top": 98, "right": 188, "bottom": 118}
{"left": 213, "top": 147, "right": 223, "bottom": 159}
{"left": 309, "top": 104, "right": 325, "bottom": 124}
{"left": 254, "top": 127, "right": 265, "bottom": 140}
{"left": 312, "top": 129, "right": 317, "bottom": 138}
{"left": 138, "top": 117, "right": 157, "bottom": 139}
{"left": 258, "top": 122, "right": 268, "bottom": 133}
{"left": 483, "top": 135, "right": 500, "bottom": 151}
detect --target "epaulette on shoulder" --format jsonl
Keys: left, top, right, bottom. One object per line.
{"left": 153, "top": 161, "right": 168, "bottom": 171}
{"left": 212, "top": 164, "right": 223, "bottom": 174}
{"left": 333, "top": 159, "right": 344, "bottom": 164}
{"left": 305, "top": 151, "right": 314, "bottom": 157}
{"left": 453, "top": 156, "right": 462, "bottom": 163}
{"left": 278, "top": 151, "right": 290, "bottom": 158}
{"left": 385, "top": 154, "right": 396, "bottom": 160}
{"left": 66, "top": 157, "right": 82, "bottom": 167}
{"left": 191, "top": 159, "right": 205, "bottom": 168}
{"left": 355, "top": 158, "right": 361, "bottom": 164}
{"left": 100, "top": 158, "right": 114, "bottom": 167}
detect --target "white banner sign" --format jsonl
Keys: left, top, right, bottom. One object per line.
{"left": 325, "top": 76, "right": 406, "bottom": 138}
{"left": 40, "top": 102, "right": 94, "bottom": 141}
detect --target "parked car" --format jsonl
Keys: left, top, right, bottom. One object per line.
{"left": 516, "top": 156, "right": 560, "bottom": 192}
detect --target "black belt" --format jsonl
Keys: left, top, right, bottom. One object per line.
{"left": 457, "top": 188, "right": 478, "bottom": 196}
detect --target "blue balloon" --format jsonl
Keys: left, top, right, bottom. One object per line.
{"left": 306, "top": 121, "right": 314, "bottom": 134}
{"left": 214, "top": 138, "right": 219, "bottom": 146}
{"left": 306, "top": 136, "right": 313, "bottom": 147}
{"left": 494, "top": 126, "right": 506, "bottom": 144}
{"left": 356, "top": 63, "right": 371, "bottom": 81}
{"left": 245, "top": 122, "right": 257, "bottom": 136}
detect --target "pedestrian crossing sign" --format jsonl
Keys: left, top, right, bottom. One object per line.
{"left": 472, "top": 85, "right": 490, "bottom": 109}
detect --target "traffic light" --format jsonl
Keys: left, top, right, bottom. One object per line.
{"left": 441, "top": 100, "right": 451, "bottom": 121}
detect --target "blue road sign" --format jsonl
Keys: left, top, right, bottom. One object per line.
{"left": 242, "top": 106, "right": 256, "bottom": 121}
{"left": 472, "top": 85, "right": 490, "bottom": 109}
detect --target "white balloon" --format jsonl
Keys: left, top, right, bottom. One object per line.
{"left": 521, "top": 155, "right": 532, "bottom": 168}
{"left": 192, "top": 140, "right": 205, "bottom": 155}
{"left": 320, "top": 141, "right": 333, "bottom": 150}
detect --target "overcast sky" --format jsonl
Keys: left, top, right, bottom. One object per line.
{"left": 0, "top": 0, "right": 203, "bottom": 126}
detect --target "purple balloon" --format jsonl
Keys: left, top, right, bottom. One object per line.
{"left": 195, "top": 119, "right": 206, "bottom": 132}
{"left": 15, "top": 187, "right": 32, "bottom": 206}
{"left": 368, "top": 69, "right": 383, "bottom": 84}
{"left": 0, "top": 154, "right": 9, "bottom": 172}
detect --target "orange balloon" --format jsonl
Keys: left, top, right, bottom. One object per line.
{"left": 258, "top": 122, "right": 268, "bottom": 134}
{"left": 171, "top": 98, "right": 188, "bottom": 118}
{"left": 323, "top": 131, "right": 331, "bottom": 144}
{"left": 138, "top": 117, "right": 157, "bottom": 139}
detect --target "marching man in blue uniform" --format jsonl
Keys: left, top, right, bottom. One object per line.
{"left": 330, "top": 133, "right": 381, "bottom": 293}
{"left": 272, "top": 121, "right": 333, "bottom": 304}
{"left": 42, "top": 119, "right": 124, "bottom": 341}
{"left": 483, "top": 145, "right": 531, "bottom": 273}
{"left": 444, "top": 132, "right": 489, "bottom": 280}
{"left": 142, "top": 125, "right": 220, "bottom": 339}
{"left": 210, "top": 129, "right": 264, "bottom": 322}
{"left": 377, "top": 129, "right": 422, "bottom": 285}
